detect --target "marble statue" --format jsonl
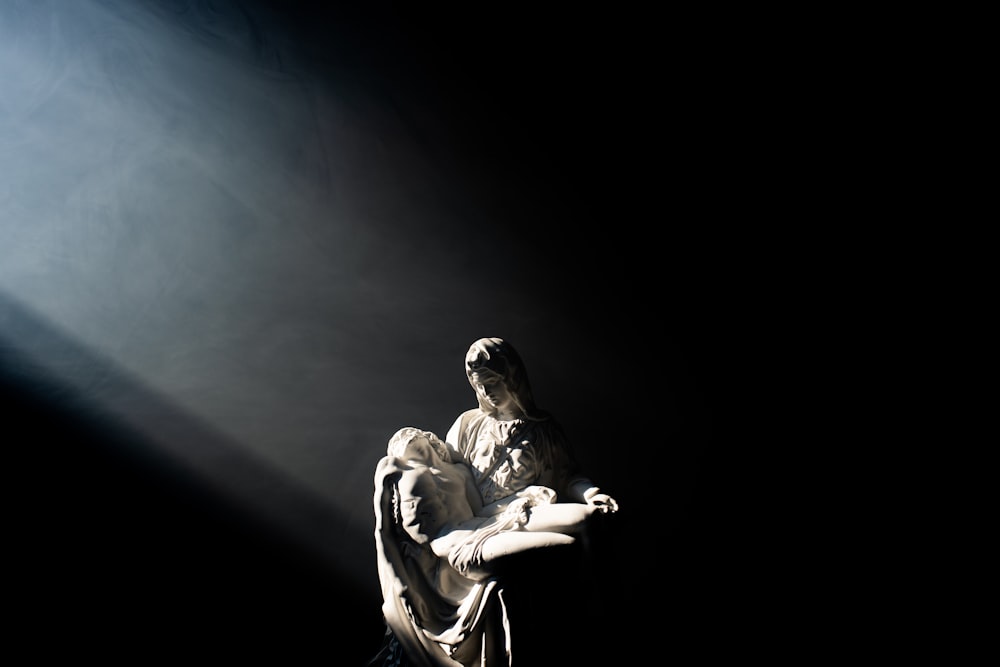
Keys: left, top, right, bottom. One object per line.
{"left": 372, "top": 338, "right": 618, "bottom": 666}
{"left": 445, "top": 337, "right": 619, "bottom": 513}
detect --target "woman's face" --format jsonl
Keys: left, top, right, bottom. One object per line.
{"left": 471, "top": 373, "right": 515, "bottom": 414}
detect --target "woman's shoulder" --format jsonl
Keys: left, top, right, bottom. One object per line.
{"left": 450, "top": 408, "right": 487, "bottom": 429}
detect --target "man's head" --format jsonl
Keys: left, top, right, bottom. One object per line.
{"left": 387, "top": 427, "right": 449, "bottom": 462}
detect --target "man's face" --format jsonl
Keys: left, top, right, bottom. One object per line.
{"left": 397, "top": 472, "right": 444, "bottom": 544}
{"left": 403, "top": 436, "right": 434, "bottom": 463}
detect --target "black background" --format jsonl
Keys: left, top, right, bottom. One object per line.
{"left": 0, "top": 1, "right": 790, "bottom": 664}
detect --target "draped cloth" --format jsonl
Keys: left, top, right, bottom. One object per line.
{"left": 445, "top": 412, "right": 586, "bottom": 505}
{"left": 373, "top": 457, "right": 513, "bottom": 667}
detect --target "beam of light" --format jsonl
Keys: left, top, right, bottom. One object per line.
{"left": 2, "top": 1, "right": 614, "bottom": 610}
{"left": 0, "top": 0, "right": 416, "bottom": 596}
{"left": 0, "top": 289, "right": 372, "bottom": 578}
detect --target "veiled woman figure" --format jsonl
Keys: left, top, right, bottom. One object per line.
{"left": 437, "top": 338, "right": 620, "bottom": 666}
{"left": 445, "top": 337, "right": 619, "bottom": 513}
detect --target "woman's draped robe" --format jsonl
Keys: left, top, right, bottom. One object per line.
{"left": 444, "top": 411, "right": 586, "bottom": 504}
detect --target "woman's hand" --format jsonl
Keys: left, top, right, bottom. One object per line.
{"left": 583, "top": 488, "right": 619, "bottom": 514}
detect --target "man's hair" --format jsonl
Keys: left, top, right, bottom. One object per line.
{"left": 387, "top": 426, "right": 449, "bottom": 461}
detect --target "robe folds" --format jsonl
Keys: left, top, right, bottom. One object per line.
{"left": 374, "top": 457, "right": 512, "bottom": 667}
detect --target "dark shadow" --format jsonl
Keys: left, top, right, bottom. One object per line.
{"left": 1, "top": 294, "right": 384, "bottom": 664}
{"left": 2, "top": 2, "right": 732, "bottom": 663}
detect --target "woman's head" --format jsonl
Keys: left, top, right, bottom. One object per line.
{"left": 387, "top": 427, "right": 449, "bottom": 462}
{"left": 465, "top": 337, "right": 541, "bottom": 420}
